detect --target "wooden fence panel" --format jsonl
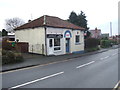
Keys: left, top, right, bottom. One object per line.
{"left": 15, "top": 42, "right": 28, "bottom": 53}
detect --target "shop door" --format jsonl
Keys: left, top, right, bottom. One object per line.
{"left": 48, "top": 38, "right": 54, "bottom": 55}
{"left": 66, "top": 38, "right": 70, "bottom": 53}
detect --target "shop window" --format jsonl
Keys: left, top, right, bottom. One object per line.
{"left": 54, "top": 38, "right": 60, "bottom": 46}
{"left": 54, "top": 38, "right": 61, "bottom": 50}
{"left": 75, "top": 35, "right": 80, "bottom": 44}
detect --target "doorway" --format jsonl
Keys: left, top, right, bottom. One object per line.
{"left": 48, "top": 38, "right": 54, "bottom": 55}
{"left": 66, "top": 38, "right": 70, "bottom": 53}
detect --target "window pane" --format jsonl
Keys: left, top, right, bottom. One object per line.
{"left": 54, "top": 38, "right": 60, "bottom": 46}
{"left": 76, "top": 35, "right": 80, "bottom": 43}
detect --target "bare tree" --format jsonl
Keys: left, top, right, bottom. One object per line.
{"left": 5, "top": 17, "right": 25, "bottom": 33}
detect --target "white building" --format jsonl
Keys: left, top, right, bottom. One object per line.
{"left": 15, "top": 15, "right": 85, "bottom": 55}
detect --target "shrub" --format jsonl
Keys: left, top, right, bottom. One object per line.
{"left": 100, "top": 40, "right": 111, "bottom": 48}
{"left": 2, "top": 49, "right": 8, "bottom": 55}
{"left": 2, "top": 51, "right": 14, "bottom": 65}
{"left": 2, "top": 50, "right": 24, "bottom": 65}
{"left": 85, "top": 47, "right": 100, "bottom": 52}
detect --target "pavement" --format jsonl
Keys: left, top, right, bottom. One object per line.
{"left": 1, "top": 45, "right": 119, "bottom": 72}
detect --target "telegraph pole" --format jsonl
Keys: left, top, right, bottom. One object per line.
{"left": 110, "top": 22, "right": 112, "bottom": 37}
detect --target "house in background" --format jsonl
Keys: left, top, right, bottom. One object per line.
{"left": 101, "top": 33, "right": 109, "bottom": 39}
{"left": 2, "top": 31, "right": 15, "bottom": 42}
{"left": 2, "top": 35, "right": 15, "bottom": 42}
{"left": 90, "top": 28, "right": 101, "bottom": 39}
{"left": 15, "top": 15, "right": 85, "bottom": 55}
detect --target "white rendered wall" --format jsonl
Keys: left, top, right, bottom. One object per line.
{"left": 15, "top": 27, "right": 46, "bottom": 55}
{"left": 71, "top": 30, "right": 84, "bottom": 52}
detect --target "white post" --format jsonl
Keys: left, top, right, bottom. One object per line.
{"left": 110, "top": 22, "right": 112, "bottom": 37}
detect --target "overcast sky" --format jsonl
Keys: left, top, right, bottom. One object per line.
{"left": 0, "top": 0, "right": 119, "bottom": 35}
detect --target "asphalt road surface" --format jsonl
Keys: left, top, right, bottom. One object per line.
{"left": 2, "top": 48, "right": 119, "bottom": 89}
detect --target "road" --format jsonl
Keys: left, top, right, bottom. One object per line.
{"left": 2, "top": 48, "right": 119, "bottom": 89}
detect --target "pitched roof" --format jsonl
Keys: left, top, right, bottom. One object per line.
{"left": 90, "top": 29, "right": 101, "bottom": 31}
{"left": 15, "top": 15, "right": 85, "bottom": 30}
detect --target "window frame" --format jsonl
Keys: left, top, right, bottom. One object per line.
{"left": 75, "top": 35, "right": 80, "bottom": 45}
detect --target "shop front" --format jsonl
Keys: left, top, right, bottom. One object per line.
{"left": 46, "top": 29, "right": 73, "bottom": 55}
{"left": 47, "top": 34, "right": 63, "bottom": 55}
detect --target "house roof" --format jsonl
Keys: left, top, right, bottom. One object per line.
{"left": 90, "top": 29, "right": 101, "bottom": 31}
{"left": 14, "top": 15, "right": 85, "bottom": 30}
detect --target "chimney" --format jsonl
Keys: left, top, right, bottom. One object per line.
{"left": 28, "top": 20, "right": 31, "bottom": 23}
{"left": 95, "top": 27, "right": 98, "bottom": 33}
{"left": 95, "top": 27, "right": 97, "bottom": 30}
{"left": 43, "top": 15, "right": 46, "bottom": 25}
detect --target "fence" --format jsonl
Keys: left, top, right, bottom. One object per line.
{"left": 15, "top": 42, "right": 28, "bottom": 53}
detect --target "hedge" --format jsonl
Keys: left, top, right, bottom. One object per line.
{"left": 100, "top": 40, "right": 111, "bottom": 48}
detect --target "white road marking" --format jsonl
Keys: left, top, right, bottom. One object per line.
{"left": 76, "top": 61, "right": 95, "bottom": 68}
{"left": 112, "top": 53, "right": 117, "bottom": 56}
{"left": 100, "top": 58, "right": 103, "bottom": 60}
{"left": 9, "top": 71, "right": 64, "bottom": 89}
{"left": 100, "top": 56, "right": 109, "bottom": 60}
{"left": 113, "top": 81, "right": 120, "bottom": 89}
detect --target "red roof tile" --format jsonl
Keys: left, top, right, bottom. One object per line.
{"left": 15, "top": 15, "right": 85, "bottom": 30}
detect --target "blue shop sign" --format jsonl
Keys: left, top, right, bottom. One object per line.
{"left": 64, "top": 30, "right": 72, "bottom": 38}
